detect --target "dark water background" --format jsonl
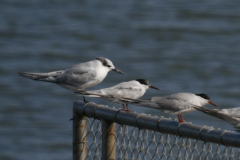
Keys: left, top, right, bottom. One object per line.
{"left": 1, "top": 0, "right": 240, "bottom": 159}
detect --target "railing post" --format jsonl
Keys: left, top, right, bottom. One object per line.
{"left": 102, "top": 120, "right": 116, "bottom": 160}
{"left": 73, "top": 112, "right": 87, "bottom": 160}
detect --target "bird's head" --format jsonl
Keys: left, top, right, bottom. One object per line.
{"left": 195, "top": 93, "right": 217, "bottom": 107}
{"left": 95, "top": 57, "right": 124, "bottom": 75}
{"left": 135, "top": 79, "right": 160, "bottom": 90}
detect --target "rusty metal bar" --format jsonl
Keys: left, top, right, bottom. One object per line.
{"left": 102, "top": 120, "right": 116, "bottom": 160}
{"left": 73, "top": 111, "right": 87, "bottom": 160}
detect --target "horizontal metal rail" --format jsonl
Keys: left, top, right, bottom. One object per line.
{"left": 73, "top": 101, "right": 240, "bottom": 149}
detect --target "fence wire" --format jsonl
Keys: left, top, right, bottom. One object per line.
{"left": 81, "top": 117, "right": 239, "bottom": 160}
{"left": 73, "top": 102, "right": 240, "bottom": 160}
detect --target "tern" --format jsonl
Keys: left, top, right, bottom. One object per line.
{"left": 119, "top": 92, "right": 217, "bottom": 122}
{"left": 193, "top": 106, "right": 240, "bottom": 131}
{"left": 18, "top": 57, "right": 124, "bottom": 90}
{"left": 74, "top": 79, "right": 159, "bottom": 111}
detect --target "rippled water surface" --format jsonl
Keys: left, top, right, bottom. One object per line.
{"left": 1, "top": 0, "right": 240, "bottom": 159}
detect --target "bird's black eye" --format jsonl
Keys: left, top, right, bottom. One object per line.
{"left": 107, "top": 65, "right": 111, "bottom": 67}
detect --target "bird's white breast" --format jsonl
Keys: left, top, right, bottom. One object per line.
{"left": 94, "top": 60, "right": 110, "bottom": 83}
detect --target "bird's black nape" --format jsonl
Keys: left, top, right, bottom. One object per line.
{"left": 195, "top": 93, "right": 210, "bottom": 100}
{"left": 96, "top": 57, "right": 110, "bottom": 67}
{"left": 135, "top": 79, "right": 150, "bottom": 86}
{"left": 96, "top": 57, "right": 105, "bottom": 64}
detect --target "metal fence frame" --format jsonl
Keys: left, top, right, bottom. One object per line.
{"left": 72, "top": 101, "right": 240, "bottom": 160}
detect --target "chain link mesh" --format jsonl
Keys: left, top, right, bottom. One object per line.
{"left": 81, "top": 117, "right": 239, "bottom": 160}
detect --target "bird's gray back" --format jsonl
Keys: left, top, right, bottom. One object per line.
{"left": 55, "top": 60, "right": 105, "bottom": 90}
{"left": 100, "top": 81, "right": 146, "bottom": 99}
{"left": 150, "top": 97, "right": 195, "bottom": 114}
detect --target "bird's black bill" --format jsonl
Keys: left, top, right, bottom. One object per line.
{"left": 112, "top": 68, "right": 125, "bottom": 75}
{"left": 149, "top": 85, "right": 160, "bottom": 90}
{"left": 209, "top": 101, "right": 217, "bottom": 107}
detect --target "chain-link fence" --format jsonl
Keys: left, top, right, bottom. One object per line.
{"left": 72, "top": 101, "right": 240, "bottom": 160}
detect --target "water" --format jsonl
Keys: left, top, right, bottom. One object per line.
{"left": 1, "top": 0, "right": 240, "bottom": 159}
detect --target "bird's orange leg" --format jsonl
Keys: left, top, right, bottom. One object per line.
{"left": 177, "top": 115, "right": 182, "bottom": 122}
{"left": 125, "top": 104, "right": 130, "bottom": 112}
{"left": 179, "top": 114, "right": 185, "bottom": 122}
{"left": 122, "top": 104, "right": 126, "bottom": 110}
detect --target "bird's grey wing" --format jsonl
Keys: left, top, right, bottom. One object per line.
{"left": 221, "top": 107, "right": 240, "bottom": 118}
{"left": 194, "top": 106, "right": 240, "bottom": 129}
{"left": 74, "top": 90, "right": 132, "bottom": 104}
{"left": 19, "top": 61, "right": 96, "bottom": 86}
{"left": 120, "top": 96, "right": 196, "bottom": 114}
{"left": 149, "top": 97, "right": 195, "bottom": 114}
{"left": 116, "top": 97, "right": 152, "bottom": 105}
{"left": 74, "top": 90, "right": 114, "bottom": 98}
{"left": 119, "top": 97, "right": 188, "bottom": 114}
{"left": 56, "top": 63, "right": 97, "bottom": 88}
{"left": 19, "top": 70, "right": 65, "bottom": 83}
{"left": 103, "top": 86, "right": 144, "bottom": 99}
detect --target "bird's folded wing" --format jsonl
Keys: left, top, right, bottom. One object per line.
{"left": 19, "top": 68, "right": 96, "bottom": 87}
{"left": 120, "top": 97, "right": 184, "bottom": 113}
{"left": 151, "top": 97, "right": 196, "bottom": 114}
{"left": 193, "top": 106, "right": 240, "bottom": 129}
{"left": 221, "top": 107, "right": 240, "bottom": 118}
{"left": 18, "top": 71, "right": 65, "bottom": 83}
{"left": 74, "top": 90, "right": 113, "bottom": 98}
{"left": 119, "top": 97, "right": 150, "bottom": 102}
{"left": 59, "top": 69, "right": 96, "bottom": 86}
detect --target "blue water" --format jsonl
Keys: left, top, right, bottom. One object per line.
{"left": 1, "top": 0, "right": 240, "bottom": 159}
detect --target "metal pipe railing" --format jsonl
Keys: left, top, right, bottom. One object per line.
{"left": 73, "top": 101, "right": 240, "bottom": 159}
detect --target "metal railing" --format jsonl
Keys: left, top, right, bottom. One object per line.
{"left": 72, "top": 101, "right": 240, "bottom": 160}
